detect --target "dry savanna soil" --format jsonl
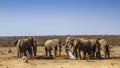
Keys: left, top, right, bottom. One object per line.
{"left": 0, "top": 46, "right": 120, "bottom": 68}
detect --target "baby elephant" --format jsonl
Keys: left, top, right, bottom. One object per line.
{"left": 44, "top": 39, "right": 62, "bottom": 57}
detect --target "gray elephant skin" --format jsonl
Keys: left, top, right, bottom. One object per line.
{"left": 89, "top": 39, "right": 101, "bottom": 59}
{"left": 65, "top": 37, "right": 92, "bottom": 59}
{"left": 44, "top": 39, "right": 62, "bottom": 57}
{"left": 98, "top": 39, "right": 110, "bottom": 59}
{"left": 15, "top": 37, "right": 37, "bottom": 58}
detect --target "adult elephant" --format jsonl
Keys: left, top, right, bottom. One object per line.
{"left": 15, "top": 37, "right": 37, "bottom": 58}
{"left": 44, "top": 39, "right": 62, "bottom": 57}
{"left": 98, "top": 38, "right": 110, "bottom": 59}
{"left": 65, "top": 37, "right": 75, "bottom": 55}
{"left": 65, "top": 37, "right": 92, "bottom": 59}
{"left": 89, "top": 39, "right": 101, "bottom": 59}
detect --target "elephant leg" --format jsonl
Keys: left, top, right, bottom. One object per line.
{"left": 107, "top": 51, "right": 110, "bottom": 59}
{"left": 19, "top": 48, "right": 23, "bottom": 58}
{"left": 73, "top": 48, "right": 75, "bottom": 55}
{"left": 88, "top": 51, "right": 92, "bottom": 59}
{"left": 106, "top": 47, "right": 110, "bottom": 59}
{"left": 78, "top": 49, "right": 81, "bottom": 59}
{"left": 53, "top": 49, "right": 57, "bottom": 57}
{"left": 103, "top": 50, "right": 107, "bottom": 59}
{"left": 73, "top": 51, "right": 75, "bottom": 55}
{"left": 95, "top": 46, "right": 101, "bottom": 59}
{"left": 20, "top": 51, "right": 23, "bottom": 58}
{"left": 57, "top": 47, "right": 61, "bottom": 56}
{"left": 105, "top": 51, "right": 110, "bottom": 59}
{"left": 92, "top": 50, "right": 95, "bottom": 58}
{"left": 83, "top": 51, "right": 86, "bottom": 59}
{"left": 17, "top": 46, "right": 21, "bottom": 58}
{"left": 99, "top": 51, "right": 101, "bottom": 59}
{"left": 66, "top": 50, "right": 68, "bottom": 56}
{"left": 17, "top": 49, "right": 20, "bottom": 58}
{"left": 104, "top": 51, "right": 107, "bottom": 59}
{"left": 74, "top": 49, "right": 78, "bottom": 59}
{"left": 80, "top": 51, "right": 84, "bottom": 59}
{"left": 49, "top": 50, "right": 52, "bottom": 57}
{"left": 23, "top": 51, "right": 27, "bottom": 56}
{"left": 28, "top": 47, "right": 32, "bottom": 59}
{"left": 92, "top": 45, "right": 97, "bottom": 58}
{"left": 96, "top": 52, "right": 98, "bottom": 59}
{"left": 96, "top": 51, "right": 101, "bottom": 59}
{"left": 19, "top": 53, "right": 22, "bottom": 58}
{"left": 53, "top": 47, "right": 57, "bottom": 57}
{"left": 55, "top": 47, "right": 57, "bottom": 57}
{"left": 59, "top": 48, "right": 61, "bottom": 56}
{"left": 45, "top": 48, "right": 48, "bottom": 56}
{"left": 17, "top": 52, "right": 19, "bottom": 58}
{"left": 33, "top": 49, "right": 36, "bottom": 56}
{"left": 33, "top": 46, "right": 37, "bottom": 56}
{"left": 65, "top": 48, "right": 68, "bottom": 56}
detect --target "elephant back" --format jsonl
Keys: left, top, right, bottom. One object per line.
{"left": 78, "top": 38, "right": 90, "bottom": 46}
{"left": 52, "top": 39, "right": 61, "bottom": 46}
{"left": 77, "top": 38, "right": 92, "bottom": 51}
{"left": 45, "top": 40, "right": 54, "bottom": 50}
{"left": 99, "top": 39, "right": 108, "bottom": 45}
{"left": 89, "top": 39, "right": 101, "bottom": 53}
{"left": 45, "top": 39, "right": 61, "bottom": 50}
{"left": 89, "top": 39, "right": 97, "bottom": 47}
{"left": 19, "top": 38, "right": 33, "bottom": 50}
{"left": 99, "top": 39, "right": 109, "bottom": 51}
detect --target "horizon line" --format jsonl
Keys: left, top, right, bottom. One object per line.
{"left": 0, "top": 34, "right": 120, "bottom": 37}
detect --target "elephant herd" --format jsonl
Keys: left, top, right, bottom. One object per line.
{"left": 65, "top": 37, "right": 110, "bottom": 59}
{"left": 15, "top": 37, "right": 110, "bottom": 60}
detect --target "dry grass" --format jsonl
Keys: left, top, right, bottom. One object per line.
{"left": 0, "top": 46, "right": 120, "bottom": 68}
{"left": 0, "top": 35, "right": 120, "bottom": 68}
{"left": 0, "top": 35, "right": 120, "bottom": 47}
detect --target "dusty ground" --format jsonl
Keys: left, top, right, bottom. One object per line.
{"left": 0, "top": 46, "right": 120, "bottom": 68}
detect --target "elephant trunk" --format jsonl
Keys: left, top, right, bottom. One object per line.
{"left": 65, "top": 45, "right": 69, "bottom": 56}
{"left": 59, "top": 47, "right": 61, "bottom": 56}
{"left": 31, "top": 40, "right": 37, "bottom": 56}
{"left": 96, "top": 40, "right": 101, "bottom": 59}
{"left": 33, "top": 45, "right": 37, "bottom": 56}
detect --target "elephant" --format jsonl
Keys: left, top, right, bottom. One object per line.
{"left": 65, "top": 37, "right": 82, "bottom": 56}
{"left": 15, "top": 37, "right": 37, "bottom": 58}
{"left": 65, "top": 37, "right": 75, "bottom": 55}
{"left": 65, "top": 37, "right": 92, "bottom": 59}
{"left": 89, "top": 39, "right": 101, "bottom": 59}
{"left": 98, "top": 38, "right": 110, "bottom": 59}
{"left": 74, "top": 38, "right": 92, "bottom": 59}
{"left": 44, "top": 39, "right": 62, "bottom": 57}
{"left": 15, "top": 38, "right": 32, "bottom": 58}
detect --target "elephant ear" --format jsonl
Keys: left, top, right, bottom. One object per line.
{"left": 65, "top": 40, "right": 69, "bottom": 46}
{"left": 14, "top": 40, "right": 18, "bottom": 46}
{"left": 29, "top": 37, "right": 34, "bottom": 43}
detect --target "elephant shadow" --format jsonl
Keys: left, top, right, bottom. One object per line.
{"left": 33, "top": 55, "right": 55, "bottom": 60}
{"left": 109, "top": 57, "right": 120, "bottom": 60}
{"left": 90, "top": 56, "right": 120, "bottom": 60}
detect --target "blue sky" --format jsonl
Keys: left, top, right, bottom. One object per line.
{"left": 0, "top": 0, "right": 120, "bottom": 36}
